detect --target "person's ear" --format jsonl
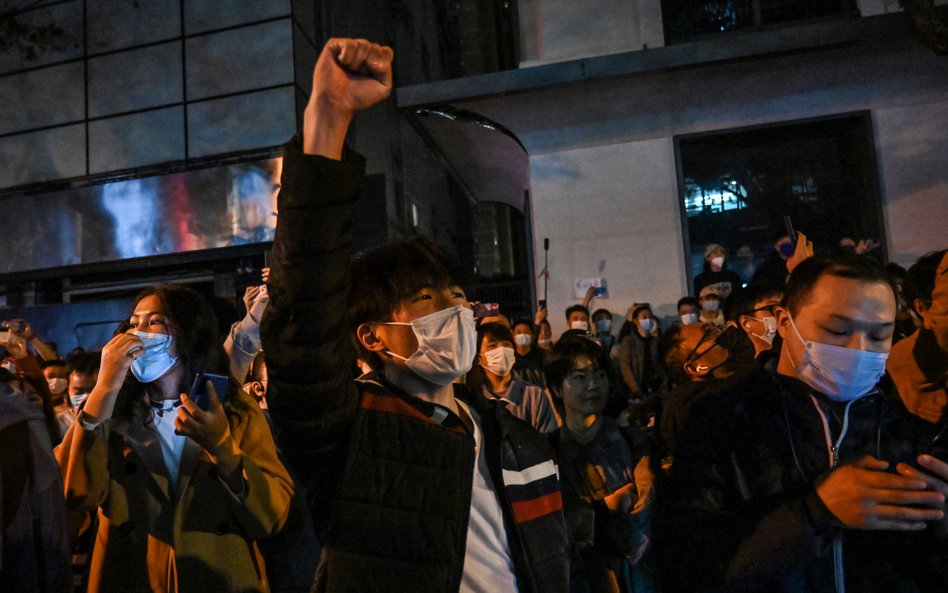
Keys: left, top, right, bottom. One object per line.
{"left": 682, "top": 361, "right": 703, "bottom": 377}
{"left": 738, "top": 315, "right": 755, "bottom": 333}
{"left": 356, "top": 323, "right": 386, "bottom": 353}
{"left": 773, "top": 306, "right": 793, "bottom": 340}
{"left": 914, "top": 298, "right": 933, "bottom": 329}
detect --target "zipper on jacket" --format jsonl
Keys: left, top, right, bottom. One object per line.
{"left": 455, "top": 401, "right": 480, "bottom": 593}
{"left": 808, "top": 395, "right": 855, "bottom": 593}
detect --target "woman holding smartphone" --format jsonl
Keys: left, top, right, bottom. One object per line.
{"left": 56, "top": 284, "right": 293, "bottom": 593}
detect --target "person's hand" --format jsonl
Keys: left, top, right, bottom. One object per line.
{"left": 261, "top": 266, "right": 271, "bottom": 284}
{"left": 583, "top": 285, "right": 597, "bottom": 307}
{"left": 241, "top": 285, "right": 270, "bottom": 324}
{"left": 534, "top": 306, "right": 548, "bottom": 326}
{"left": 304, "top": 38, "right": 393, "bottom": 158}
{"left": 897, "top": 454, "right": 948, "bottom": 535}
{"left": 786, "top": 231, "right": 814, "bottom": 275}
{"left": 1, "top": 331, "right": 28, "bottom": 359}
{"left": 815, "top": 456, "right": 945, "bottom": 530}
{"left": 97, "top": 332, "right": 144, "bottom": 392}
{"left": 310, "top": 38, "right": 393, "bottom": 115}
{"left": 175, "top": 383, "right": 240, "bottom": 474}
{"left": 5, "top": 318, "right": 33, "bottom": 340}
{"left": 856, "top": 238, "right": 881, "bottom": 255}
{"left": 603, "top": 482, "right": 637, "bottom": 514}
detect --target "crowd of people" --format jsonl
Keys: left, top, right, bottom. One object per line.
{"left": 1, "top": 38, "right": 947, "bottom": 593}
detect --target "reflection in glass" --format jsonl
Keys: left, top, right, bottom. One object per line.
{"left": 0, "top": 156, "right": 282, "bottom": 275}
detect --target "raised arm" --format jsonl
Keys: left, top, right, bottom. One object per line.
{"left": 261, "top": 39, "right": 393, "bottom": 492}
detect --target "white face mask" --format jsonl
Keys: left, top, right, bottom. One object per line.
{"left": 482, "top": 346, "right": 516, "bottom": 377}
{"left": 514, "top": 333, "right": 532, "bottom": 348}
{"left": 680, "top": 313, "right": 699, "bottom": 325}
{"left": 710, "top": 256, "right": 725, "bottom": 269}
{"left": 69, "top": 392, "right": 90, "bottom": 408}
{"left": 570, "top": 320, "right": 589, "bottom": 331}
{"left": 129, "top": 331, "right": 178, "bottom": 383}
{"left": 379, "top": 305, "right": 477, "bottom": 386}
{"left": 748, "top": 315, "right": 778, "bottom": 345}
{"left": 47, "top": 377, "right": 67, "bottom": 395}
{"left": 538, "top": 338, "right": 553, "bottom": 348}
{"left": 786, "top": 314, "right": 888, "bottom": 401}
{"left": 701, "top": 299, "right": 721, "bottom": 313}
{"left": 637, "top": 318, "right": 656, "bottom": 334}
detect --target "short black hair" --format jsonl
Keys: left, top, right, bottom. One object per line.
{"left": 543, "top": 335, "right": 612, "bottom": 399}
{"left": 591, "top": 308, "right": 612, "bottom": 321}
{"left": 564, "top": 304, "right": 589, "bottom": 321}
{"left": 66, "top": 351, "right": 101, "bottom": 377}
{"left": 511, "top": 317, "right": 533, "bottom": 331}
{"left": 725, "top": 282, "right": 784, "bottom": 322}
{"left": 349, "top": 235, "right": 469, "bottom": 330}
{"left": 677, "top": 296, "right": 699, "bottom": 310}
{"left": 40, "top": 359, "right": 66, "bottom": 370}
{"left": 630, "top": 304, "right": 652, "bottom": 321}
{"left": 477, "top": 322, "right": 514, "bottom": 352}
{"left": 904, "top": 249, "right": 947, "bottom": 314}
{"left": 782, "top": 255, "right": 897, "bottom": 317}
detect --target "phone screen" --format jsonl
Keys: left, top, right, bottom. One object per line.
{"left": 189, "top": 372, "right": 232, "bottom": 411}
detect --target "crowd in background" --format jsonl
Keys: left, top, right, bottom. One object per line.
{"left": 1, "top": 37, "right": 947, "bottom": 593}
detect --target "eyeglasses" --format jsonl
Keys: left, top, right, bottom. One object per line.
{"left": 751, "top": 304, "right": 778, "bottom": 316}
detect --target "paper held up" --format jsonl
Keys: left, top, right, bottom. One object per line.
{"left": 574, "top": 277, "right": 608, "bottom": 299}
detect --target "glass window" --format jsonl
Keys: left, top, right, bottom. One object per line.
{"left": 89, "top": 107, "right": 185, "bottom": 173}
{"left": 184, "top": 0, "right": 291, "bottom": 34}
{"left": 676, "top": 113, "right": 885, "bottom": 290}
{"left": 88, "top": 42, "right": 183, "bottom": 117}
{"left": 661, "top": 0, "right": 858, "bottom": 44}
{"left": 185, "top": 19, "right": 294, "bottom": 100}
{"left": 0, "top": 154, "right": 282, "bottom": 274}
{"left": 187, "top": 86, "right": 295, "bottom": 157}
{"left": 0, "top": 0, "right": 84, "bottom": 75}
{"left": 0, "top": 123, "right": 85, "bottom": 187}
{"left": 0, "top": 62, "right": 84, "bottom": 135}
{"left": 87, "top": 0, "right": 180, "bottom": 53}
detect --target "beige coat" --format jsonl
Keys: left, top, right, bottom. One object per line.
{"left": 55, "top": 393, "right": 293, "bottom": 593}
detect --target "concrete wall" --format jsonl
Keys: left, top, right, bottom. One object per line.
{"left": 467, "top": 39, "right": 948, "bottom": 336}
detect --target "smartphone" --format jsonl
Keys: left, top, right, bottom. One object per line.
{"left": 264, "top": 249, "right": 272, "bottom": 268}
{"left": 783, "top": 215, "right": 796, "bottom": 241}
{"left": 473, "top": 302, "right": 500, "bottom": 319}
{"left": 189, "top": 372, "right": 232, "bottom": 411}
{"left": 538, "top": 299, "right": 547, "bottom": 310}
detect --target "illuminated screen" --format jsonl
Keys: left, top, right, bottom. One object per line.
{"left": 0, "top": 157, "right": 281, "bottom": 274}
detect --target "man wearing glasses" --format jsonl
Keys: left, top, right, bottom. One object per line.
{"left": 656, "top": 256, "right": 948, "bottom": 593}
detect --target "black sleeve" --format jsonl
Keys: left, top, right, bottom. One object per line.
{"left": 654, "top": 393, "right": 838, "bottom": 592}
{"left": 261, "top": 136, "right": 366, "bottom": 528}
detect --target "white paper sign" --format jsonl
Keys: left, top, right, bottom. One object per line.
{"left": 574, "top": 277, "right": 608, "bottom": 299}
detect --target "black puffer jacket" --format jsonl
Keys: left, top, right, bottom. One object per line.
{"left": 261, "top": 137, "right": 570, "bottom": 593}
{"left": 655, "top": 365, "right": 948, "bottom": 593}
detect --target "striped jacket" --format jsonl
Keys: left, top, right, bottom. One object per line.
{"left": 262, "top": 137, "right": 570, "bottom": 593}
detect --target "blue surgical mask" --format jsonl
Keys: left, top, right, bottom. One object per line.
{"left": 787, "top": 315, "right": 888, "bottom": 401}
{"left": 637, "top": 318, "right": 656, "bottom": 334}
{"left": 596, "top": 318, "right": 612, "bottom": 334}
{"left": 129, "top": 331, "right": 178, "bottom": 383}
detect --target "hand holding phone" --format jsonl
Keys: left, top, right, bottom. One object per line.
{"left": 472, "top": 302, "right": 500, "bottom": 319}
{"left": 189, "top": 372, "right": 232, "bottom": 411}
